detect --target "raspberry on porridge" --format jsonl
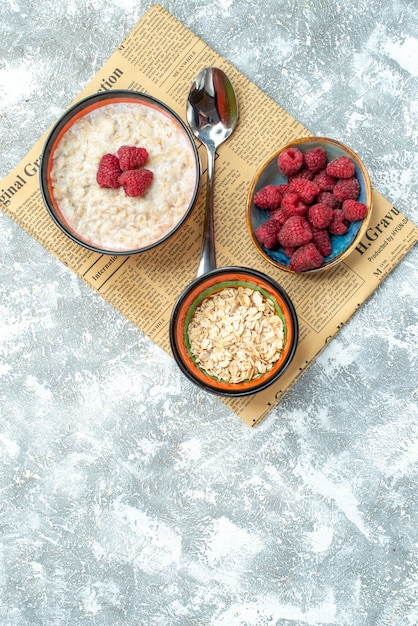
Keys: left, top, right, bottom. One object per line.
{"left": 49, "top": 101, "right": 198, "bottom": 251}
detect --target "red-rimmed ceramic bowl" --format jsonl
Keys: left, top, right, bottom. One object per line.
{"left": 247, "top": 136, "right": 372, "bottom": 273}
{"left": 40, "top": 90, "right": 200, "bottom": 255}
{"left": 169, "top": 267, "right": 298, "bottom": 397}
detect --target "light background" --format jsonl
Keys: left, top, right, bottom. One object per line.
{"left": 0, "top": 1, "right": 417, "bottom": 625}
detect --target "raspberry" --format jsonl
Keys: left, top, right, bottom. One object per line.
{"left": 277, "top": 183, "right": 290, "bottom": 196}
{"left": 333, "top": 176, "right": 360, "bottom": 202}
{"left": 255, "top": 219, "right": 279, "bottom": 249}
{"left": 269, "top": 207, "right": 288, "bottom": 225}
{"left": 281, "top": 192, "right": 308, "bottom": 217}
{"left": 313, "top": 169, "right": 337, "bottom": 192}
{"left": 96, "top": 153, "right": 122, "bottom": 189}
{"left": 316, "top": 191, "right": 340, "bottom": 210}
{"left": 282, "top": 246, "right": 296, "bottom": 257}
{"left": 118, "top": 168, "right": 154, "bottom": 197}
{"left": 278, "top": 147, "right": 303, "bottom": 176}
{"left": 311, "top": 228, "right": 332, "bottom": 257}
{"left": 289, "top": 178, "right": 319, "bottom": 204}
{"left": 326, "top": 155, "right": 355, "bottom": 179}
{"left": 307, "top": 203, "right": 334, "bottom": 229}
{"left": 253, "top": 185, "right": 282, "bottom": 209}
{"left": 289, "top": 242, "right": 324, "bottom": 272}
{"left": 342, "top": 199, "right": 368, "bottom": 221}
{"left": 288, "top": 167, "right": 315, "bottom": 181}
{"left": 329, "top": 209, "right": 349, "bottom": 235}
{"left": 117, "top": 145, "right": 148, "bottom": 171}
{"left": 303, "top": 147, "right": 327, "bottom": 173}
{"left": 278, "top": 215, "right": 313, "bottom": 248}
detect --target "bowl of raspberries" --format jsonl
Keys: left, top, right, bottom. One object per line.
{"left": 247, "top": 137, "right": 372, "bottom": 273}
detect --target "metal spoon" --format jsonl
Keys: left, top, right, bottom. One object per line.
{"left": 186, "top": 66, "right": 238, "bottom": 276}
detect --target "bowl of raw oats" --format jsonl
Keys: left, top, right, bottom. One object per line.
{"left": 40, "top": 90, "right": 200, "bottom": 255}
{"left": 169, "top": 267, "right": 299, "bottom": 396}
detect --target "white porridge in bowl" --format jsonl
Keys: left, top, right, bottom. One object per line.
{"left": 48, "top": 100, "right": 199, "bottom": 252}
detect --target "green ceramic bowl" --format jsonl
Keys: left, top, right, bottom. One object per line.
{"left": 169, "top": 266, "right": 299, "bottom": 397}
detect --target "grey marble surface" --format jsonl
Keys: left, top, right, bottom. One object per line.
{"left": 1, "top": 1, "right": 417, "bottom": 625}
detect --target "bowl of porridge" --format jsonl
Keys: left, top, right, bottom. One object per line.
{"left": 40, "top": 90, "right": 200, "bottom": 254}
{"left": 169, "top": 266, "right": 299, "bottom": 397}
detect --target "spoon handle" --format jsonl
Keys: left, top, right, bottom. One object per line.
{"left": 197, "top": 144, "right": 216, "bottom": 277}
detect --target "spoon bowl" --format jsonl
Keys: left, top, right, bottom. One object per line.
{"left": 186, "top": 66, "right": 238, "bottom": 276}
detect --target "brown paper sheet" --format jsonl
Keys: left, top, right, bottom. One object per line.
{"left": 1, "top": 4, "right": 417, "bottom": 426}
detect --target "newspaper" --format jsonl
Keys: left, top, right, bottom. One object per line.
{"left": 1, "top": 4, "right": 417, "bottom": 427}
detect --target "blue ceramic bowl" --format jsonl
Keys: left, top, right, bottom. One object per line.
{"left": 246, "top": 137, "right": 372, "bottom": 273}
